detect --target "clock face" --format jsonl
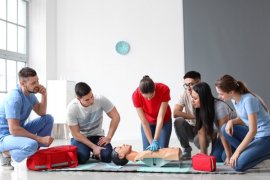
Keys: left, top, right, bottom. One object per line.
{"left": 115, "top": 41, "right": 130, "bottom": 55}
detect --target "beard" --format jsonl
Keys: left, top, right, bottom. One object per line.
{"left": 27, "top": 86, "right": 40, "bottom": 94}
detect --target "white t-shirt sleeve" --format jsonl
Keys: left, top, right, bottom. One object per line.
{"left": 177, "top": 93, "right": 186, "bottom": 106}
{"left": 66, "top": 103, "right": 79, "bottom": 126}
{"left": 100, "top": 95, "right": 114, "bottom": 113}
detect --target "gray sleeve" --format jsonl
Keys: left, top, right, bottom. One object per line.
{"left": 215, "top": 101, "right": 229, "bottom": 121}
{"left": 100, "top": 95, "right": 114, "bottom": 113}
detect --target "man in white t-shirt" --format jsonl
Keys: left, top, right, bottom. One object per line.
{"left": 66, "top": 82, "right": 120, "bottom": 164}
{"left": 173, "top": 71, "right": 201, "bottom": 160}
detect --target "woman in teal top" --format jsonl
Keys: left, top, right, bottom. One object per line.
{"left": 215, "top": 74, "right": 270, "bottom": 171}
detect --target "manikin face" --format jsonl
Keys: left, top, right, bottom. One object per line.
{"left": 183, "top": 78, "right": 200, "bottom": 95}
{"left": 78, "top": 91, "right": 94, "bottom": 107}
{"left": 191, "top": 90, "right": 200, "bottom": 108}
{"left": 115, "top": 144, "right": 132, "bottom": 159}
{"left": 215, "top": 87, "right": 232, "bottom": 101}
{"left": 20, "top": 76, "right": 40, "bottom": 94}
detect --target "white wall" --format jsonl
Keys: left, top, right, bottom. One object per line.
{"left": 28, "top": 0, "right": 57, "bottom": 83}
{"left": 28, "top": 0, "right": 47, "bottom": 84}
{"left": 28, "top": 0, "right": 57, "bottom": 119}
{"left": 30, "top": 0, "right": 185, "bottom": 142}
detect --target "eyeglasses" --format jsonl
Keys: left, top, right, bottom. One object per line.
{"left": 183, "top": 82, "right": 198, "bottom": 89}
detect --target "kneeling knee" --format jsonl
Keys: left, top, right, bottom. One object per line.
{"left": 45, "top": 114, "right": 54, "bottom": 124}
{"left": 77, "top": 153, "right": 90, "bottom": 164}
{"left": 27, "top": 141, "right": 39, "bottom": 152}
{"left": 174, "top": 117, "right": 185, "bottom": 127}
{"left": 234, "top": 165, "right": 246, "bottom": 172}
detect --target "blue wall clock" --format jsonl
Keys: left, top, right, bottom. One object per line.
{"left": 115, "top": 41, "right": 130, "bottom": 55}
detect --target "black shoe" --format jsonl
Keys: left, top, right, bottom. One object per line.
{"left": 181, "top": 147, "right": 192, "bottom": 160}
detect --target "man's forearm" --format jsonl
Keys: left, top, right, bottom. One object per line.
{"left": 10, "top": 126, "right": 41, "bottom": 142}
{"left": 73, "top": 133, "right": 96, "bottom": 149}
{"left": 107, "top": 118, "right": 119, "bottom": 139}
{"left": 174, "top": 111, "right": 195, "bottom": 119}
{"left": 38, "top": 95, "right": 47, "bottom": 115}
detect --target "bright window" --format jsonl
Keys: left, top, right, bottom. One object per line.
{"left": 0, "top": 0, "right": 28, "bottom": 100}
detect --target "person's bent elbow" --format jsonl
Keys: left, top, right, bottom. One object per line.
{"left": 9, "top": 126, "right": 20, "bottom": 136}
{"left": 173, "top": 110, "right": 178, "bottom": 118}
{"left": 249, "top": 129, "right": 257, "bottom": 137}
{"left": 115, "top": 113, "right": 120, "bottom": 124}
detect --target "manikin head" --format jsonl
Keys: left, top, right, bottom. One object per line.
{"left": 111, "top": 144, "right": 132, "bottom": 166}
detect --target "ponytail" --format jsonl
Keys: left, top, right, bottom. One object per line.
{"left": 216, "top": 75, "right": 269, "bottom": 112}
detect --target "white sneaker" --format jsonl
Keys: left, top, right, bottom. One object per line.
{"left": 11, "top": 159, "right": 19, "bottom": 170}
{"left": 0, "top": 153, "right": 13, "bottom": 170}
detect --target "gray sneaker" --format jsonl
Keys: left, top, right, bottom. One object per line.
{"left": 181, "top": 147, "right": 192, "bottom": 160}
{"left": 0, "top": 153, "right": 13, "bottom": 170}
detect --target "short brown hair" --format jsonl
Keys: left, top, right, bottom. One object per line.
{"left": 18, "top": 67, "right": 37, "bottom": 81}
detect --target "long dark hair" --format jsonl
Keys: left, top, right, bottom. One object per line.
{"left": 139, "top": 75, "right": 155, "bottom": 94}
{"left": 215, "top": 74, "right": 269, "bottom": 112}
{"left": 193, "top": 82, "right": 215, "bottom": 137}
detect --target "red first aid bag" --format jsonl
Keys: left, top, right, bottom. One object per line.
{"left": 192, "top": 153, "right": 216, "bottom": 172}
{"left": 27, "top": 145, "right": 78, "bottom": 171}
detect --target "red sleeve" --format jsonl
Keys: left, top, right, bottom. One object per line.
{"left": 132, "top": 88, "right": 142, "bottom": 107}
{"left": 161, "top": 85, "right": 171, "bottom": 102}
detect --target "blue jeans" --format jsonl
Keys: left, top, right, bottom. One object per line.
{"left": 221, "top": 124, "right": 270, "bottom": 171}
{"left": 211, "top": 137, "right": 235, "bottom": 162}
{"left": 71, "top": 136, "right": 113, "bottom": 164}
{"left": 141, "top": 119, "right": 172, "bottom": 150}
{"left": 0, "top": 114, "right": 54, "bottom": 162}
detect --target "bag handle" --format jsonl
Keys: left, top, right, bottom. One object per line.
{"left": 46, "top": 146, "right": 77, "bottom": 169}
{"left": 67, "top": 150, "right": 78, "bottom": 167}
{"left": 46, "top": 153, "right": 52, "bottom": 169}
{"left": 55, "top": 146, "right": 77, "bottom": 168}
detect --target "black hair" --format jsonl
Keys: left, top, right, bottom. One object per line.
{"left": 18, "top": 67, "right": 37, "bottom": 80}
{"left": 139, "top": 75, "right": 155, "bottom": 94}
{"left": 75, "top": 82, "right": 92, "bottom": 98}
{"left": 193, "top": 82, "right": 215, "bottom": 137}
{"left": 183, "top": 71, "right": 201, "bottom": 80}
{"left": 111, "top": 149, "right": 129, "bottom": 166}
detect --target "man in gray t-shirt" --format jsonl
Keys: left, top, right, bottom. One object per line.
{"left": 66, "top": 82, "right": 120, "bottom": 164}
{"left": 174, "top": 71, "right": 201, "bottom": 160}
